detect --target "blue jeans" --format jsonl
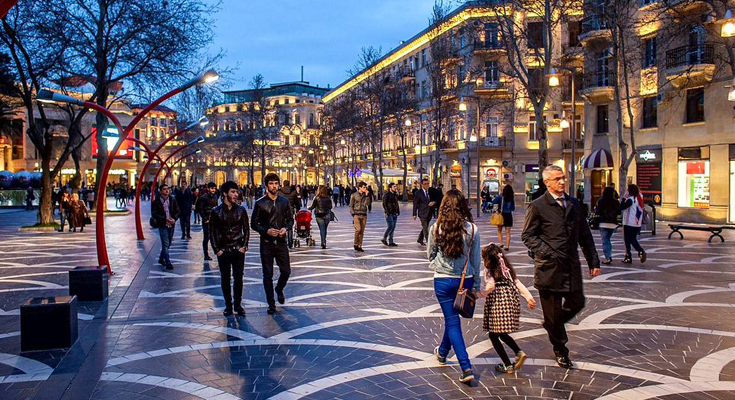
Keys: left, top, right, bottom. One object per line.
{"left": 599, "top": 227, "right": 615, "bottom": 260}
{"left": 434, "top": 277, "right": 473, "bottom": 371}
{"left": 158, "top": 226, "right": 174, "bottom": 265}
{"left": 316, "top": 216, "right": 329, "bottom": 245}
{"left": 384, "top": 214, "right": 397, "bottom": 243}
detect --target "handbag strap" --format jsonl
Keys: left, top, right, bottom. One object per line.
{"left": 457, "top": 223, "right": 475, "bottom": 295}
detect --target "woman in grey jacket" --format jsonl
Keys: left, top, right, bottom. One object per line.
{"left": 427, "top": 189, "right": 481, "bottom": 383}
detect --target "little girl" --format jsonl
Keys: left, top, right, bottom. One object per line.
{"left": 479, "top": 243, "right": 536, "bottom": 373}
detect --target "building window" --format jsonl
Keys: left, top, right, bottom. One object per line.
{"left": 484, "top": 23, "right": 499, "bottom": 47}
{"left": 485, "top": 61, "right": 499, "bottom": 83}
{"left": 421, "top": 49, "right": 426, "bottom": 67}
{"left": 641, "top": 96, "right": 657, "bottom": 129}
{"left": 527, "top": 22, "right": 544, "bottom": 48}
{"left": 309, "top": 113, "right": 315, "bottom": 126}
{"left": 294, "top": 113, "right": 301, "bottom": 125}
{"left": 528, "top": 115, "right": 545, "bottom": 141}
{"left": 677, "top": 146, "right": 710, "bottom": 208}
{"left": 596, "top": 105, "right": 609, "bottom": 134}
{"left": 685, "top": 87, "right": 704, "bottom": 123}
{"left": 485, "top": 117, "right": 498, "bottom": 138}
{"left": 568, "top": 20, "right": 581, "bottom": 47}
{"left": 150, "top": 117, "right": 157, "bottom": 126}
{"left": 642, "top": 37, "right": 656, "bottom": 68}
{"left": 421, "top": 80, "right": 428, "bottom": 99}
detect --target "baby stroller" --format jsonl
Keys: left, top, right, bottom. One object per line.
{"left": 293, "top": 210, "right": 316, "bottom": 247}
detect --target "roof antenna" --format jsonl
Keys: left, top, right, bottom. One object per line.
{"left": 301, "top": 66, "right": 304, "bottom": 82}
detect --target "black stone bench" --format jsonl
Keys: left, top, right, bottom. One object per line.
{"left": 668, "top": 224, "right": 735, "bottom": 243}
{"left": 69, "top": 266, "right": 109, "bottom": 301}
{"left": 20, "top": 296, "right": 78, "bottom": 352}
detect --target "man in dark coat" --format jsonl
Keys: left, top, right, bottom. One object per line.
{"left": 278, "top": 180, "right": 299, "bottom": 248}
{"left": 381, "top": 183, "right": 400, "bottom": 247}
{"left": 175, "top": 181, "right": 195, "bottom": 240}
{"left": 521, "top": 165, "right": 600, "bottom": 369}
{"left": 151, "top": 184, "right": 180, "bottom": 270}
{"left": 196, "top": 182, "right": 219, "bottom": 260}
{"left": 412, "top": 178, "right": 434, "bottom": 245}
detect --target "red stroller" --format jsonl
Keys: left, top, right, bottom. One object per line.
{"left": 294, "top": 210, "right": 316, "bottom": 247}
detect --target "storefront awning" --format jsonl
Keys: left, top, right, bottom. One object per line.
{"left": 582, "top": 149, "right": 614, "bottom": 170}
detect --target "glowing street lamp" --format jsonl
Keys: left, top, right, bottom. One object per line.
{"left": 458, "top": 97, "right": 468, "bottom": 112}
{"left": 547, "top": 67, "right": 560, "bottom": 87}
{"left": 722, "top": 10, "right": 735, "bottom": 38}
{"left": 404, "top": 118, "right": 412, "bottom": 127}
{"left": 560, "top": 118, "right": 570, "bottom": 129}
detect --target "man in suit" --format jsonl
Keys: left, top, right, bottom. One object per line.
{"left": 521, "top": 165, "right": 601, "bottom": 369}
{"left": 413, "top": 178, "right": 434, "bottom": 245}
{"left": 429, "top": 183, "right": 444, "bottom": 218}
{"left": 175, "top": 181, "right": 195, "bottom": 239}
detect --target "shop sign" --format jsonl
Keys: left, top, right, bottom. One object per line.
{"left": 636, "top": 162, "right": 662, "bottom": 205}
{"left": 638, "top": 149, "right": 661, "bottom": 163}
{"left": 686, "top": 162, "right": 706, "bottom": 175}
{"left": 485, "top": 167, "right": 498, "bottom": 179}
{"left": 524, "top": 164, "right": 539, "bottom": 173}
{"left": 450, "top": 164, "right": 462, "bottom": 178}
{"left": 91, "top": 127, "right": 134, "bottom": 160}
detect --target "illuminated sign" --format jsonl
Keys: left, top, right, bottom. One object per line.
{"left": 639, "top": 150, "right": 658, "bottom": 162}
{"left": 91, "top": 127, "right": 134, "bottom": 159}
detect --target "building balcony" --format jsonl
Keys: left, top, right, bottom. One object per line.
{"left": 580, "top": 72, "right": 615, "bottom": 104}
{"left": 562, "top": 44, "right": 584, "bottom": 62}
{"left": 664, "top": 44, "right": 715, "bottom": 88}
{"left": 562, "top": 139, "right": 584, "bottom": 151}
{"left": 473, "top": 40, "right": 506, "bottom": 56}
{"left": 579, "top": 15, "right": 611, "bottom": 45}
{"left": 395, "top": 67, "right": 415, "bottom": 83}
{"left": 440, "top": 48, "right": 463, "bottom": 65}
{"left": 664, "top": 0, "right": 710, "bottom": 16}
{"left": 474, "top": 80, "right": 511, "bottom": 98}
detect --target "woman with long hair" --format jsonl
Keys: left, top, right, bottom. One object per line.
{"left": 427, "top": 189, "right": 481, "bottom": 383}
{"left": 492, "top": 184, "right": 516, "bottom": 250}
{"left": 596, "top": 186, "right": 620, "bottom": 264}
{"left": 309, "top": 185, "right": 334, "bottom": 249}
{"left": 621, "top": 184, "right": 646, "bottom": 264}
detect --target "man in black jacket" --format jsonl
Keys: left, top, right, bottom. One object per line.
{"left": 175, "top": 181, "right": 195, "bottom": 240}
{"left": 196, "top": 182, "right": 219, "bottom": 260}
{"left": 381, "top": 183, "right": 400, "bottom": 247}
{"left": 413, "top": 178, "right": 434, "bottom": 245}
{"left": 151, "top": 184, "right": 180, "bottom": 270}
{"left": 209, "top": 181, "right": 250, "bottom": 317}
{"left": 278, "top": 180, "right": 299, "bottom": 248}
{"left": 251, "top": 173, "right": 293, "bottom": 314}
{"left": 521, "top": 165, "right": 601, "bottom": 369}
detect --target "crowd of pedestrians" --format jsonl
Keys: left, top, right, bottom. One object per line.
{"left": 132, "top": 163, "right": 658, "bottom": 385}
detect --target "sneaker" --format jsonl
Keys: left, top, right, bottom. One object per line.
{"left": 388, "top": 242, "right": 398, "bottom": 247}
{"left": 434, "top": 346, "right": 446, "bottom": 365}
{"left": 459, "top": 369, "right": 475, "bottom": 383}
{"left": 204, "top": 255, "right": 213, "bottom": 261}
{"left": 514, "top": 351, "right": 527, "bottom": 371}
{"left": 639, "top": 250, "right": 647, "bottom": 263}
{"left": 622, "top": 255, "right": 632, "bottom": 264}
{"left": 381, "top": 239, "right": 388, "bottom": 246}
{"left": 556, "top": 355, "right": 573, "bottom": 369}
{"left": 601, "top": 258, "right": 612, "bottom": 265}
{"left": 267, "top": 306, "right": 277, "bottom": 315}
{"left": 355, "top": 247, "right": 364, "bottom": 252}
{"left": 495, "top": 363, "right": 514, "bottom": 374}
{"left": 321, "top": 243, "right": 326, "bottom": 249}
{"left": 222, "top": 307, "right": 233, "bottom": 317}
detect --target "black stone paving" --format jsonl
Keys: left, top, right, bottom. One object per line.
{"left": 0, "top": 201, "right": 735, "bottom": 399}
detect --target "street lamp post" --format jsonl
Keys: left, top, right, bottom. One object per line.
{"left": 36, "top": 70, "right": 218, "bottom": 272}
{"left": 548, "top": 66, "right": 578, "bottom": 196}
{"left": 151, "top": 137, "right": 205, "bottom": 199}
{"left": 162, "top": 149, "right": 202, "bottom": 184}
{"left": 134, "top": 116, "right": 208, "bottom": 240}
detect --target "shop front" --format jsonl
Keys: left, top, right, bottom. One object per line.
{"left": 582, "top": 148, "right": 614, "bottom": 206}
{"left": 483, "top": 166, "right": 501, "bottom": 197}
{"left": 450, "top": 163, "right": 463, "bottom": 190}
{"left": 524, "top": 164, "right": 539, "bottom": 202}
{"left": 677, "top": 146, "right": 710, "bottom": 210}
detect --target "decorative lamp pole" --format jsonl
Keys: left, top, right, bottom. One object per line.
{"left": 36, "top": 70, "right": 218, "bottom": 272}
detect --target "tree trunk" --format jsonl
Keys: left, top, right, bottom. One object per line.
{"left": 39, "top": 157, "right": 53, "bottom": 225}
{"left": 401, "top": 133, "right": 408, "bottom": 202}
{"left": 534, "top": 105, "right": 548, "bottom": 182}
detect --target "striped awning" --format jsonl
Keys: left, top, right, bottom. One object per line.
{"left": 582, "top": 149, "right": 614, "bottom": 170}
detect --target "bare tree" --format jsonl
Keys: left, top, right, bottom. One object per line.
{"left": 384, "top": 78, "right": 419, "bottom": 201}
{"left": 46, "top": 0, "right": 218, "bottom": 208}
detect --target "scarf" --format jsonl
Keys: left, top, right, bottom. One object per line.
{"left": 498, "top": 253, "right": 512, "bottom": 281}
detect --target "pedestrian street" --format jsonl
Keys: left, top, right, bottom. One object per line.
{"left": 1, "top": 203, "right": 735, "bottom": 399}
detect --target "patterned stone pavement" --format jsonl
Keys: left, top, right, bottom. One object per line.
{"left": 1, "top": 201, "right": 735, "bottom": 400}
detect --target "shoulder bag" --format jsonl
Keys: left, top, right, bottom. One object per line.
{"left": 490, "top": 198, "right": 504, "bottom": 226}
{"left": 453, "top": 224, "right": 477, "bottom": 318}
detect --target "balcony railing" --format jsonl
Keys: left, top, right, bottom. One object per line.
{"left": 476, "top": 80, "right": 510, "bottom": 91}
{"left": 482, "top": 137, "right": 510, "bottom": 148}
{"left": 473, "top": 39, "right": 505, "bottom": 51}
{"left": 581, "top": 15, "right": 609, "bottom": 33}
{"left": 562, "top": 139, "right": 584, "bottom": 150}
{"left": 395, "top": 66, "right": 415, "bottom": 81}
{"left": 665, "top": 44, "right": 714, "bottom": 69}
{"left": 584, "top": 71, "right": 615, "bottom": 89}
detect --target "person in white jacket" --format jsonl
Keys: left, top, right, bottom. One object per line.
{"left": 620, "top": 184, "right": 646, "bottom": 264}
{"left": 478, "top": 243, "right": 536, "bottom": 374}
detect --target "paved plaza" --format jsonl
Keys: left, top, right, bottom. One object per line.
{"left": 1, "top": 202, "right": 735, "bottom": 400}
